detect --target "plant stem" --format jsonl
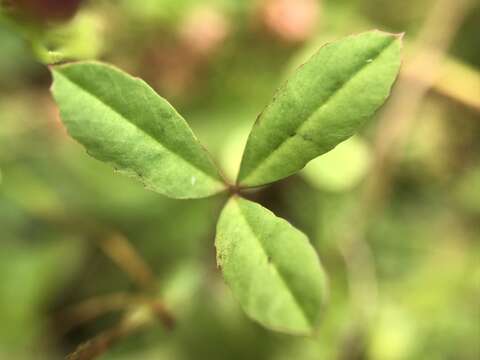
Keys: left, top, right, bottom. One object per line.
{"left": 97, "top": 232, "right": 155, "bottom": 291}
{"left": 65, "top": 299, "right": 174, "bottom": 360}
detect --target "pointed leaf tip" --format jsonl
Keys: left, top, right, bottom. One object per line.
{"left": 215, "top": 196, "right": 327, "bottom": 334}
{"left": 50, "top": 61, "right": 225, "bottom": 199}
{"left": 237, "top": 30, "right": 402, "bottom": 187}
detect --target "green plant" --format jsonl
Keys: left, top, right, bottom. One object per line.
{"left": 50, "top": 30, "right": 402, "bottom": 335}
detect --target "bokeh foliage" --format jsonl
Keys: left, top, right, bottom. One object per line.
{"left": 0, "top": 0, "right": 479, "bottom": 359}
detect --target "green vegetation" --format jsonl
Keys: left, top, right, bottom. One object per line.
{"left": 0, "top": 0, "right": 479, "bottom": 359}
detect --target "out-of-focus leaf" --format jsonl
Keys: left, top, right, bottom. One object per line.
{"left": 31, "top": 12, "right": 105, "bottom": 64}
{"left": 301, "top": 135, "right": 371, "bottom": 192}
{"left": 215, "top": 196, "right": 327, "bottom": 334}
{"left": 237, "top": 31, "right": 402, "bottom": 187}
{"left": 0, "top": 23, "right": 35, "bottom": 83}
{"left": 159, "top": 262, "right": 204, "bottom": 313}
{"left": 218, "top": 123, "right": 251, "bottom": 183}
{"left": 454, "top": 166, "right": 480, "bottom": 213}
{"left": 0, "top": 239, "right": 84, "bottom": 358}
{"left": 51, "top": 61, "right": 226, "bottom": 199}
{"left": 369, "top": 304, "right": 417, "bottom": 360}
{"left": 118, "top": 0, "right": 193, "bottom": 25}
{"left": 1, "top": 165, "right": 65, "bottom": 216}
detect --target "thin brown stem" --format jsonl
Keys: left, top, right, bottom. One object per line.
{"left": 337, "top": 0, "right": 473, "bottom": 357}
{"left": 55, "top": 293, "right": 141, "bottom": 334}
{"left": 365, "top": 0, "right": 474, "bottom": 209}
{"left": 97, "top": 232, "right": 155, "bottom": 291}
{"left": 65, "top": 299, "right": 174, "bottom": 360}
{"left": 405, "top": 55, "right": 480, "bottom": 112}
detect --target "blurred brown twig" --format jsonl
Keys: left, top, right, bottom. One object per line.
{"left": 97, "top": 232, "right": 155, "bottom": 291}
{"left": 338, "top": 0, "right": 474, "bottom": 357}
{"left": 365, "top": 0, "right": 475, "bottom": 207}
{"left": 65, "top": 300, "right": 174, "bottom": 360}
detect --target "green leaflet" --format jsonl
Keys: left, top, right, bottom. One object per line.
{"left": 215, "top": 197, "right": 327, "bottom": 334}
{"left": 237, "top": 31, "right": 402, "bottom": 187}
{"left": 50, "top": 62, "right": 225, "bottom": 199}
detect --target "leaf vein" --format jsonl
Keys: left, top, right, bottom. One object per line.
{"left": 236, "top": 201, "right": 312, "bottom": 327}
{"left": 55, "top": 70, "right": 221, "bottom": 184}
{"left": 241, "top": 37, "right": 396, "bottom": 183}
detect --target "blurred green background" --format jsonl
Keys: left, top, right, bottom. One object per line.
{"left": 0, "top": 0, "right": 479, "bottom": 359}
